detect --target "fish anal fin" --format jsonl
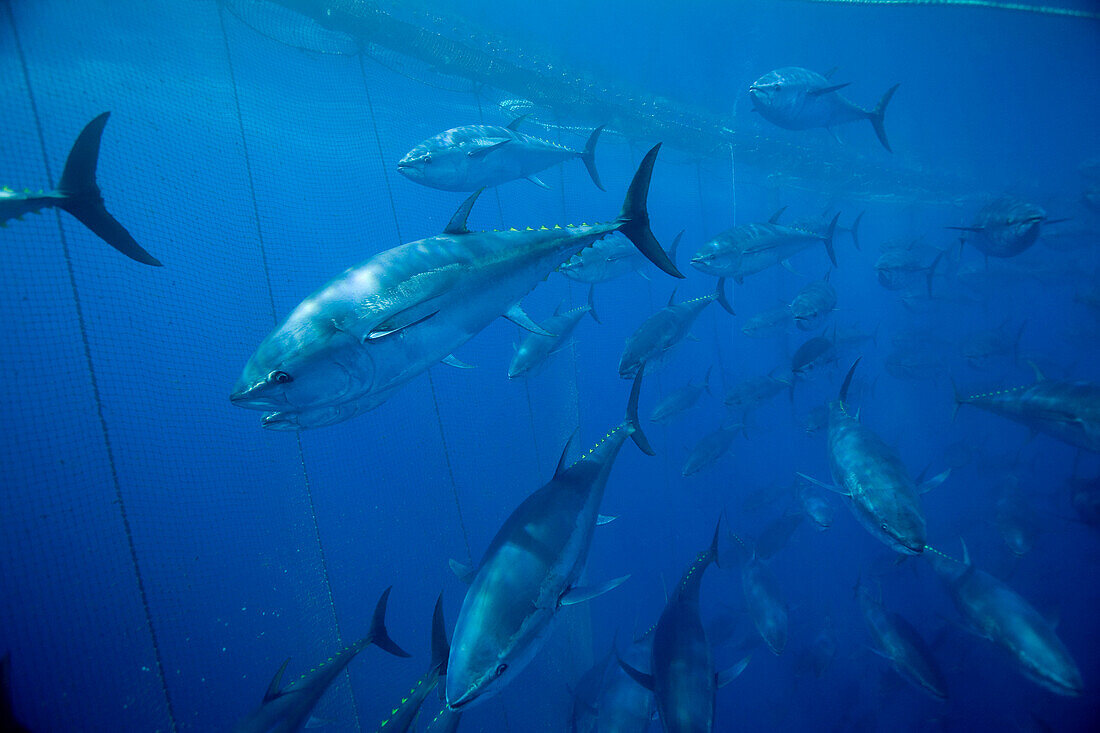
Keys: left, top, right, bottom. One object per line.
{"left": 560, "top": 575, "right": 630, "bottom": 606}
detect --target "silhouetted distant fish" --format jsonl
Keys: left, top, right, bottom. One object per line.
{"left": 949, "top": 197, "right": 1062, "bottom": 258}
{"left": 508, "top": 285, "right": 599, "bottom": 378}
{"left": 650, "top": 367, "right": 712, "bottom": 424}
{"left": 789, "top": 276, "right": 837, "bottom": 332}
{"left": 927, "top": 542, "right": 1083, "bottom": 696}
{"left": 748, "top": 67, "right": 899, "bottom": 151}
{"left": 741, "top": 305, "right": 794, "bottom": 338}
{"left": 561, "top": 231, "right": 682, "bottom": 284}
{"left": 682, "top": 424, "right": 740, "bottom": 477}
{"left": 856, "top": 581, "right": 948, "bottom": 701}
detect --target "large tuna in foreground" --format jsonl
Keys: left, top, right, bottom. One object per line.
{"left": 445, "top": 370, "right": 653, "bottom": 711}
{"left": 232, "top": 145, "right": 682, "bottom": 430}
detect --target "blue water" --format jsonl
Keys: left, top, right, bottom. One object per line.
{"left": 2, "top": 0, "right": 1098, "bottom": 731}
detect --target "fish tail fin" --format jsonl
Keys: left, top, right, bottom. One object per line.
{"left": 868, "top": 83, "right": 899, "bottom": 153}
{"left": 839, "top": 358, "right": 861, "bottom": 404}
{"left": 56, "top": 112, "right": 161, "bottom": 266}
{"left": 926, "top": 250, "right": 944, "bottom": 299}
{"left": 849, "top": 211, "right": 864, "bottom": 252}
{"left": 823, "top": 213, "right": 839, "bottom": 268}
{"left": 368, "top": 586, "right": 411, "bottom": 658}
{"left": 581, "top": 125, "right": 605, "bottom": 191}
{"left": 625, "top": 366, "right": 655, "bottom": 455}
{"left": 586, "top": 284, "right": 601, "bottom": 324}
{"left": 617, "top": 144, "right": 684, "bottom": 278}
{"left": 430, "top": 592, "right": 449, "bottom": 675}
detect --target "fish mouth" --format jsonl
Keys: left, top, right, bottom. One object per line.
{"left": 230, "top": 381, "right": 284, "bottom": 410}
{"left": 447, "top": 689, "right": 478, "bottom": 711}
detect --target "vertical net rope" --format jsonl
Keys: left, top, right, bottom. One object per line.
{"left": 358, "top": 53, "right": 474, "bottom": 565}
{"left": 4, "top": 2, "right": 179, "bottom": 730}
{"left": 217, "top": 7, "right": 360, "bottom": 731}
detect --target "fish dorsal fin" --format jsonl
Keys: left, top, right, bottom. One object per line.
{"left": 768, "top": 206, "right": 787, "bottom": 224}
{"left": 823, "top": 65, "right": 839, "bottom": 80}
{"left": 667, "top": 288, "right": 678, "bottom": 307}
{"left": 809, "top": 82, "right": 852, "bottom": 97}
{"left": 1028, "top": 360, "right": 1046, "bottom": 382}
{"left": 555, "top": 429, "right": 579, "bottom": 478}
{"left": 445, "top": 190, "right": 482, "bottom": 235}
{"left": 263, "top": 658, "right": 291, "bottom": 703}
{"left": 505, "top": 113, "right": 529, "bottom": 130}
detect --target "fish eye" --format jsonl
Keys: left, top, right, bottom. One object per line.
{"left": 268, "top": 370, "right": 293, "bottom": 385}
{"left": 424, "top": 153, "right": 432, "bottom": 164}
{"left": 880, "top": 522, "right": 889, "bottom": 531}
{"left": 494, "top": 663, "right": 508, "bottom": 678}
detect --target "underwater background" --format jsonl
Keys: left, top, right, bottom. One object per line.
{"left": 1, "top": 0, "right": 1099, "bottom": 731}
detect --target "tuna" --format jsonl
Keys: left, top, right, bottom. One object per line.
{"left": 508, "top": 285, "right": 600, "bottom": 379}
{"left": 374, "top": 594, "right": 450, "bottom": 733}
{"left": 618, "top": 522, "right": 749, "bottom": 733}
{"left": 617, "top": 279, "right": 733, "bottom": 379}
{"left": 691, "top": 208, "right": 838, "bottom": 284}
{"left": 948, "top": 197, "right": 1060, "bottom": 258}
{"left": 233, "top": 587, "right": 410, "bottom": 733}
{"left": 445, "top": 371, "right": 653, "bottom": 710}
{"left": 748, "top": 67, "right": 899, "bottom": 152}
{"left": 561, "top": 231, "right": 682, "bottom": 284}
{"left": 856, "top": 581, "right": 948, "bottom": 701}
{"left": 953, "top": 364, "right": 1100, "bottom": 453}
{"left": 650, "top": 367, "right": 712, "bottom": 424}
{"left": 798, "top": 481, "right": 835, "bottom": 530}
{"left": 398, "top": 119, "right": 604, "bottom": 191}
{"left": 1, "top": 112, "right": 159, "bottom": 266}
{"left": 799, "top": 360, "right": 950, "bottom": 555}
{"left": 927, "top": 542, "right": 1083, "bottom": 696}
{"left": 681, "top": 424, "right": 740, "bottom": 477}
{"left": 730, "top": 534, "right": 789, "bottom": 656}
{"left": 596, "top": 633, "right": 656, "bottom": 733}
{"left": 788, "top": 276, "right": 837, "bottom": 332}
{"left": 875, "top": 249, "right": 942, "bottom": 297}
{"left": 232, "top": 144, "right": 682, "bottom": 430}
{"left": 741, "top": 305, "right": 794, "bottom": 338}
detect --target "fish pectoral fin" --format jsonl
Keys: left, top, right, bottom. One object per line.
{"left": 504, "top": 303, "right": 555, "bottom": 336}
{"left": 559, "top": 575, "right": 630, "bottom": 606}
{"left": 809, "top": 82, "right": 852, "bottom": 96}
{"left": 918, "top": 468, "right": 950, "bottom": 494}
{"left": 263, "top": 658, "right": 292, "bottom": 703}
{"left": 796, "top": 472, "right": 848, "bottom": 496}
{"left": 448, "top": 558, "right": 476, "bottom": 585}
{"left": 467, "top": 139, "right": 510, "bottom": 158}
{"left": 441, "top": 354, "right": 476, "bottom": 369}
{"left": 780, "top": 259, "right": 802, "bottom": 276}
{"left": 716, "top": 655, "right": 751, "bottom": 688}
{"left": 617, "top": 657, "right": 655, "bottom": 692}
{"left": 367, "top": 309, "right": 440, "bottom": 341}
{"left": 636, "top": 270, "right": 651, "bottom": 281}
{"left": 526, "top": 175, "right": 550, "bottom": 189}
{"left": 596, "top": 513, "right": 618, "bottom": 526}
